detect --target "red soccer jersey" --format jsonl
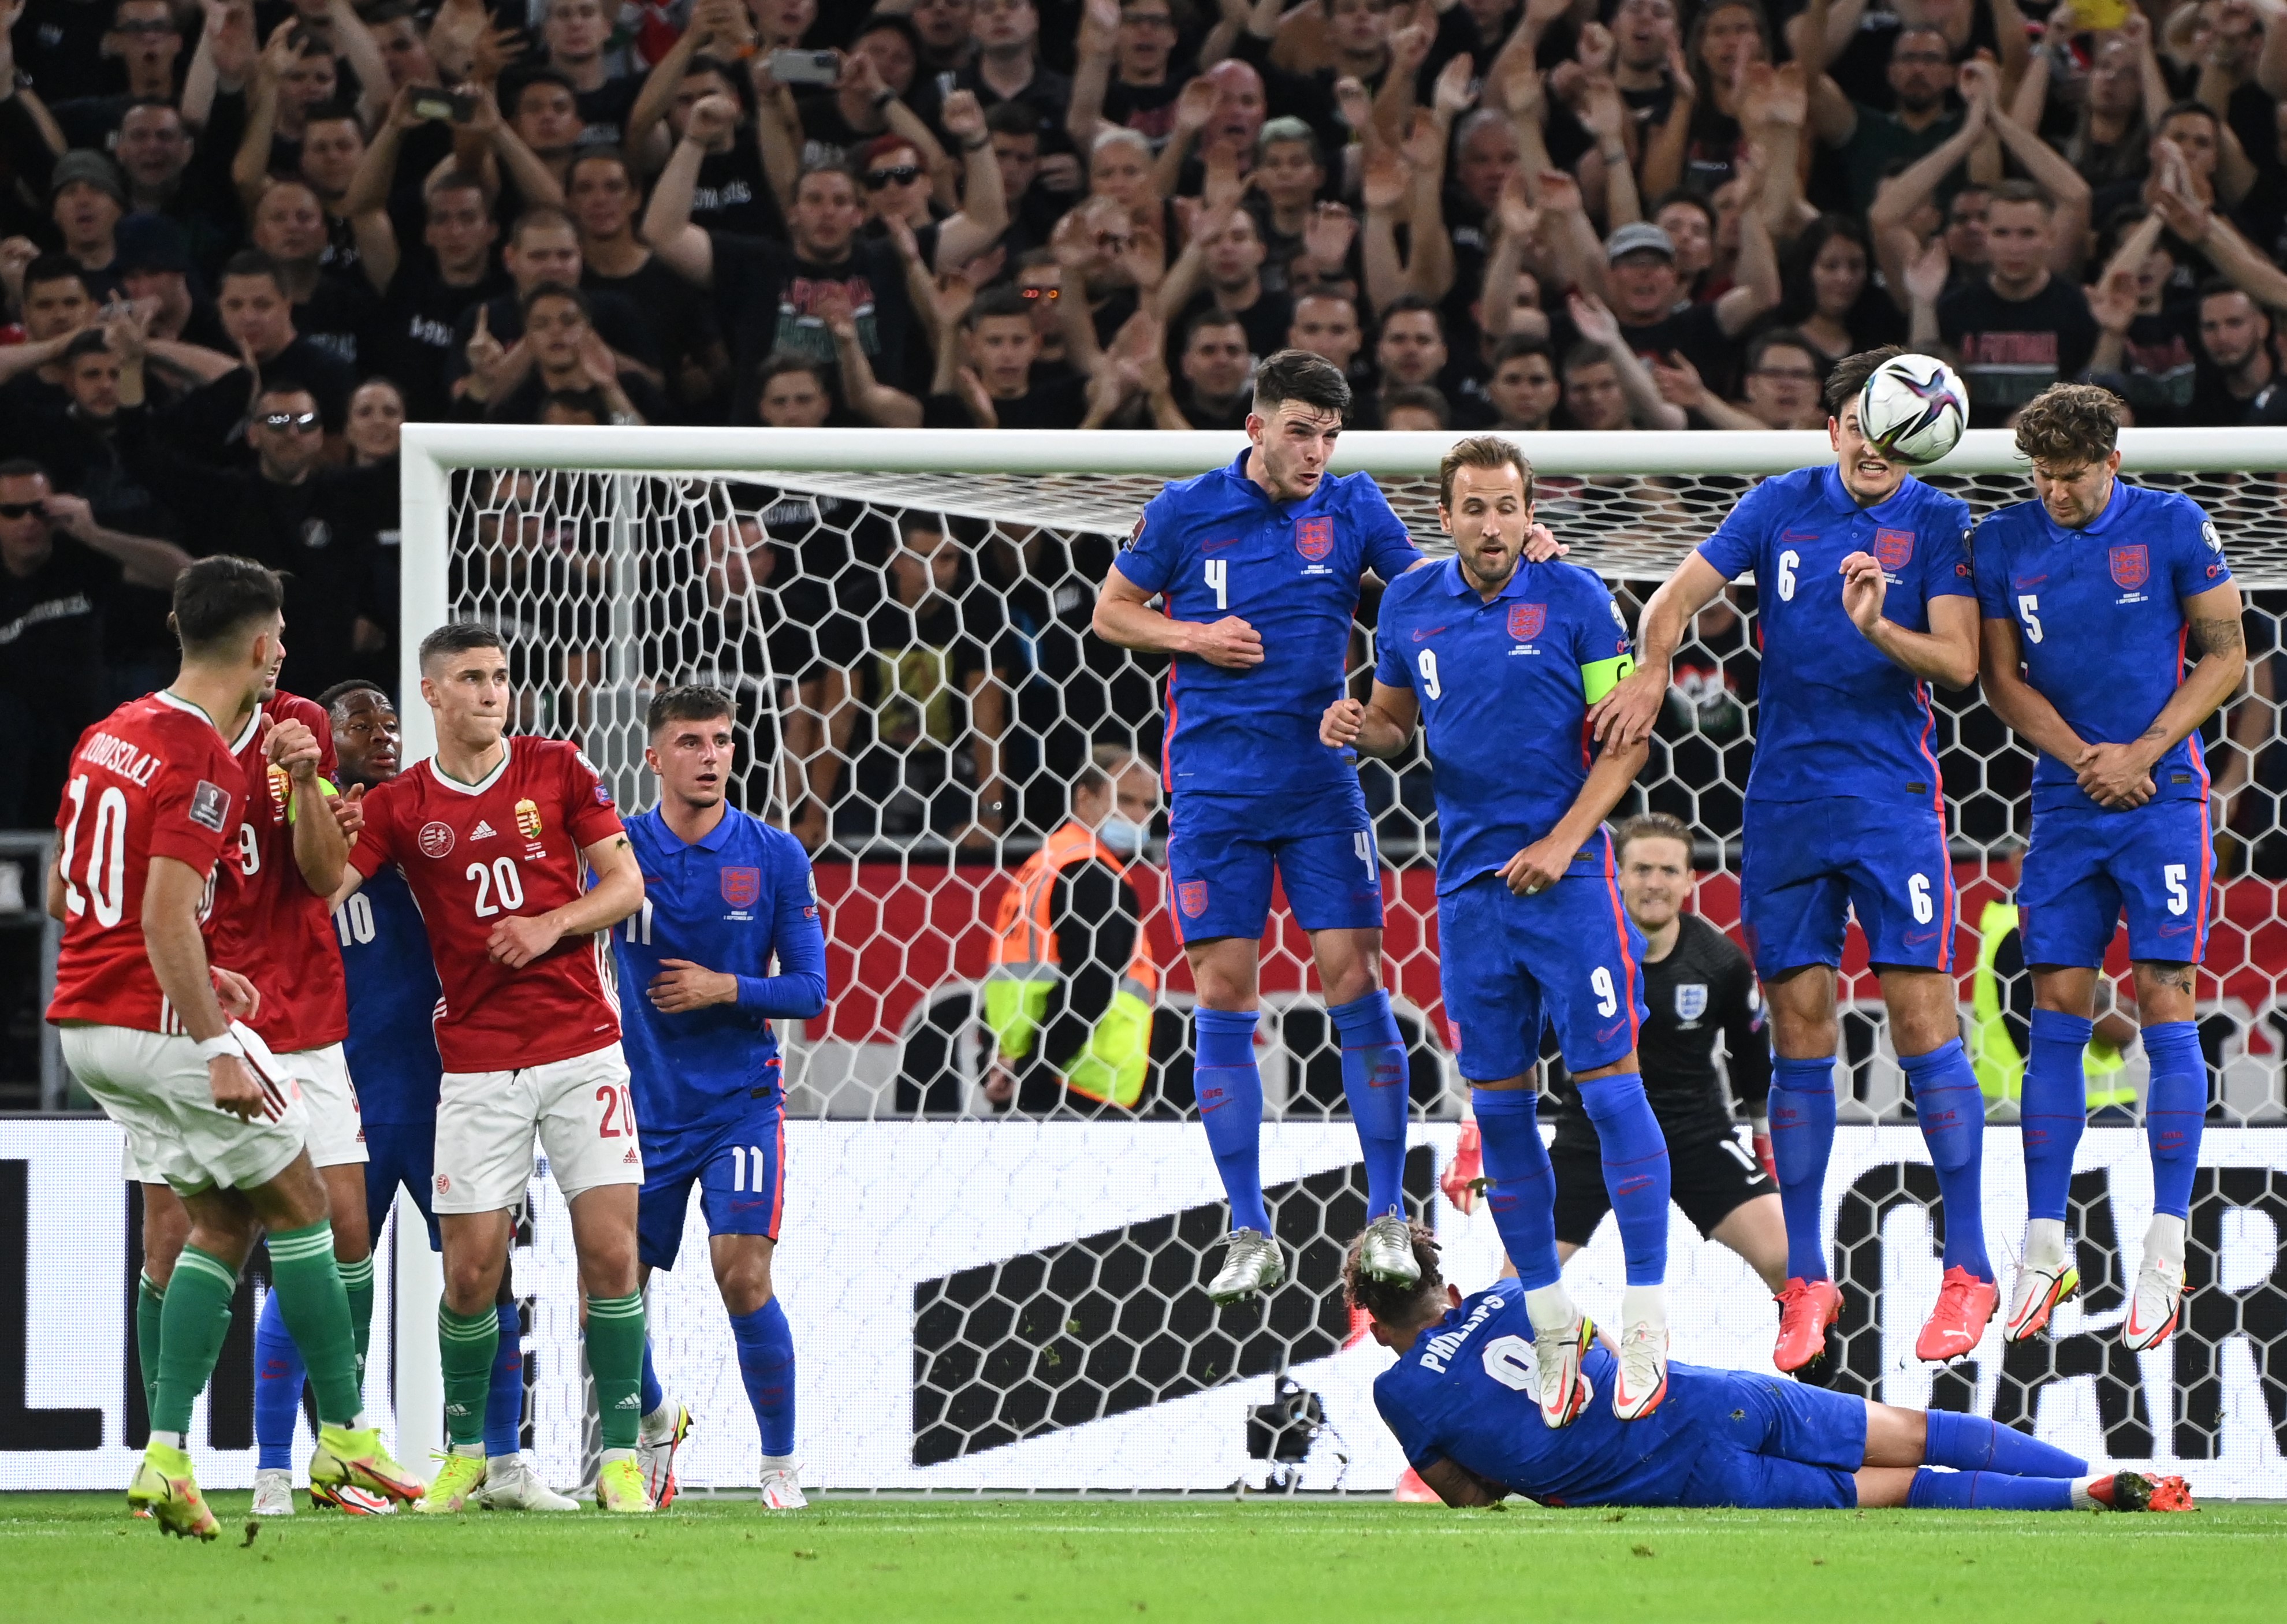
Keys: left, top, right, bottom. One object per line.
{"left": 47, "top": 692, "right": 247, "bottom": 1032}
{"left": 206, "top": 691, "right": 351, "bottom": 1055}
{"left": 349, "top": 735, "right": 625, "bottom": 1072}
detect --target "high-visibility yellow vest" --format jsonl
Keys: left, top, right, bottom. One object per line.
{"left": 982, "top": 820, "right": 1160, "bottom": 1107}
{"left": 1968, "top": 900, "right": 2134, "bottom": 1108}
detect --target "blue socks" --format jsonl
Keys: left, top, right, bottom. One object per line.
{"left": 1768, "top": 1055, "right": 1838, "bottom": 1282}
{"left": 2141, "top": 1020, "right": 2206, "bottom": 1221}
{"left": 1905, "top": 1467, "right": 2074, "bottom": 1510}
{"left": 1194, "top": 1009, "right": 1271, "bottom": 1235}
{"left": 640, "top": 1335, "right": 665, "bottom": 1417}
{"left": 485, "top": 1301, "right": 524, "bottom": 1457}
{"left": 1329, "top": 991, "right": 1409, "bottom": 1220}
{"left": 1903, "top": 1038, "right": 1992, "bottom": 1282}
{"left": 731, "top": 1298, "right": 797, "bottom": 1457}
{"left": 1576, "top": 1072, "right": 1670, "bottom": 1286}
{"left": 1470, "top": 1087, "right": 1562, "bottom": 1291}
{"left": 254, "top": 1287, "right": 303, "bottom": 1469}
{"left": 2022, "top": 1010, "right": 2093, "bottom": 1224}
{"left": 258, "top": 1287, "right": 528, "bottom": 1464}
{"left": 1924, "top": 1409, "right": 2087, "bottom": 1478}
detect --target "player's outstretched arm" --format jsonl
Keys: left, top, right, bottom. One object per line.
{"left": 1839, "top": 556, "right": 1980, "bottom": 688}
{"left": 267, "top": 716, "right": 348, "bottom": 897}
{"left": 489, "top": 833, "right": 646, "bottom": 969}
{"left": 1979, "top": 614, "right": 2099, "bottom": 783}
{"left": 1414, "top": 1457, "right": 1508, "bottom": 1508}
{"left": 1322, "top": 682, "right": 1421, "bottom": 758}
{"left": 1591, "top": 553, "right": 1727, "bottom": 747}
{"left": 2077, "top": 580, "right": 2247, "bottom": 809}
{"left": 1092, "top": 566, "right": 1264, "bottom": 668}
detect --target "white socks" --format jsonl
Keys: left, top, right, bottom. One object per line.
{"left": 760, "top": 1454, "right": 797, "bottom": 1474}
{"left": 2144, "top": 1213, "right": 2187, "bottom": 1268}
{"left": 1523, "top": 1282, "right": 1580, "bottom": 1335}
{"left": 640, "top": 1401, "right": 679, "bottom": 1443}
{"left": 2024, "top": 1218, "right": 2070, "bottom": 1273}
{"left": 1621, "top": 1284, "right": 1668, "bottom": 1330}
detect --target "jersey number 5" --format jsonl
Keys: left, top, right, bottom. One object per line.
{"left": 1204, "top": 556, "right": 1229, "bottom": 610}
{"left": 2017, "top": 594, "right": 2043, "bottom": 644}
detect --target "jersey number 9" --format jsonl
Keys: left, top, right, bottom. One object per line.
{"left": 1417, "top": 649, "right": 1442, "bottom": 699}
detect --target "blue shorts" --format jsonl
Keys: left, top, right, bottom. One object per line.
{"left": 2020, "top": 798, "right": 2211, "bottom": 967}
{"left": 364, "top": 1120, "right": 441, "bottom": 1251}
{"left": 1436, "top": 852, "right": 1648, "bottom": 1082}
{"left": 1164, "top": 787, "right": 1384, "bottom": 944}
{"left": 1680, "top": 1373, "right": 1867, "bottom": 1510}
{"left": 1741, "top": 796, "right": 1954, "bottom": 978}
{"left": 636, "top": 1096, "right": 785, "bottom": 1272}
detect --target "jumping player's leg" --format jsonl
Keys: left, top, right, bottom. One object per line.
{"left": 1883, "top": 963, "right": 1998, "bottom": 1361}
{"left": 2126, "top": 960, "right": 2203, "bottom": 1350}
{"left": 1187, "top": 936, "right": 1274, "bottom": 1242}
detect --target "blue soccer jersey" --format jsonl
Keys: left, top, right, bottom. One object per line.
{"left": 612, "top": 806, "right": 829, "bottom": 1136}
{"left": 1972, "top": 482, "right": 2232, "bottom": 813}
{"left": 330, "top": 862, "right": 442, "bottom": 1127}
{"left": 1372, "top": 556, "right": 1636, "bottom": 893}
{"left": 1697, "top": 467, "right": 1975, "bottom": 806}
{"left": 1113, "top": 451, "right": 1420, "bottom": 800}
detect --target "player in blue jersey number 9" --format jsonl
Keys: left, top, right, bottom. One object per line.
{"left": 1592, "top": 347, "right": 1995, "bottom": 1377}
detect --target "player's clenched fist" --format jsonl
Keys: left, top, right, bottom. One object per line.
{"left": 1500, "top": 835, "right": 1571, "bottom": 897}
{"left": 263, "top": 716, "right": 323, "bottom": 780}
{"left": 1320, "top": 696, "right": 1366, "bottom": 748}
{"left": 206, "top": 1053, "right": 267, "bottom": 1120}
{"left": 1182, "top": 614, "right": 1264, "bottom": 669}
{"left": 488, "top": 912, "right": 564, "bottom": 967}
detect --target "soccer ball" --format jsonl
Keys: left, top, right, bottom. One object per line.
{"left": 1856, "top": 353, "right": 1968, "bottom": 466}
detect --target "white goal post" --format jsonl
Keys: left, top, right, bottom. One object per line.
{"left": 376, "top": 424, "right": 2287, "bottom": 1496}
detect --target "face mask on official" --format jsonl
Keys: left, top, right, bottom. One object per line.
{"left": 1097, "top": 812, "right": 1148, "bottom": 856}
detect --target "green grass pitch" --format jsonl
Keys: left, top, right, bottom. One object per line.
{"left": 6, "top": 1492, "right": 2282, "bottom": 1621}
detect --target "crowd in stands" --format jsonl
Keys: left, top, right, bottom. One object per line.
{"left": 10, "top": 0, "right": 2287, "bottom": 854}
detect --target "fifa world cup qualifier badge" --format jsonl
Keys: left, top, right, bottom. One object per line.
{"left": 516, "top": 798, "right": 543, "bottom": 839}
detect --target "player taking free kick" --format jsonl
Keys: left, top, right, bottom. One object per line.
{"left": 1094, "top": 349, "right": 1466, "bottom": 1303}
{"left": 1354, "top": 1223, "right": 2192, "bottom": 1515}
{"left": 332, "top": 623, "right": 653, "bottom": 1513}
{"left": 48, "top": 557, "right": 422, "bottom": 1539}
{"left": 610, "top": 687, "right": 828, "bottom": 1511}
{"left": 1972, "top": 385, "right": 2244, "bottom": 1352}
{"left": 1324, "top": 437, "right": 1673, "bottom": 1424}
{"left": 1598, "top": 346, "right": 1996, "bottom": 1373}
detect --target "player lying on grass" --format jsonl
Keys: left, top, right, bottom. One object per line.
{"left": 1350, "top": 1223, "right": 2193, "bottom": 1514}
{"left": 1324, "top": 437, "right": 1673, "bottom": 1423}
{"left": 1972, "top": 384, "right": 2244, "bottom": 1352}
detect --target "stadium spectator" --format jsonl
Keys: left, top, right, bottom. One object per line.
{"left": 2188, "top": 282, "right": 2287, "bottom": 424}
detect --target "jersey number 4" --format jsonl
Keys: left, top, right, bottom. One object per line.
{"left": 1204, "top": 557, "right": 1229, "bottom": 610}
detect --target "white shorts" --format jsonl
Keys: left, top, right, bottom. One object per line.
{"left": 283, "top": 1042, "right": 367, "bottom": 1168}
{"left": 433, "top": 1041, "right": 641, "bottom": 1215}
{"left": 66, "top": 1023, "right": 308, "bottom": 1195}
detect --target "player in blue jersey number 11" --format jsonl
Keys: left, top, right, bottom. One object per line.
{"left": 1093, "top": 352, "right": 1564, "bottom": 1305}
{"left": 1974, "top": 386, "right": 2243, "bottom": 1353}
{"left": 1597, "top": 348, "right": 1994, "bottom": 1375}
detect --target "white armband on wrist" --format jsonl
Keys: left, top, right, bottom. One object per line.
{"left": 195, "top": 1032, "right": 246, "bottom": 1063}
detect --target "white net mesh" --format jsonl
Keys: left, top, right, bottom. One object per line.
{"left": 420, "top": 435, "right": 2287, "bottom": 1495}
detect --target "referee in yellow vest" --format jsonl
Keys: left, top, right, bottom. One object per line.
{"left": 984, "top": 747, "right": 1163, "bottom": 1113}
{"left": 1969, "top": 848, "right": 2137, "bottom": 1118}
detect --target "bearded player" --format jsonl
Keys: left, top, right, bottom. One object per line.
{"left": 48, "top": 557, "right": 421, "bottom": 1539}
{"left": 1090, "top": 349, "right": 1430, "bottom": 1302}
{"left": 1325, "top": 437, "right": 1672, "bottom": 1423}
{"left": 1354, "top": 1224, "right": 2192, "bottom": 1514}
{"left": 1972, "top": 384, "right": 2243, "bottom": 1351}
{"left": 611, "top": 686, "right": 828, "bottom": 1512}
{"left": 330, "top": 623, "right": 652, "bottom": 1513}
{"left": 1597, "top": 346, "right": 1994, "bottom": 1372}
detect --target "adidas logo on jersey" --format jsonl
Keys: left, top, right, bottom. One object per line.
{"left": 471, "top": 820, "right": 497, "bottom": 840}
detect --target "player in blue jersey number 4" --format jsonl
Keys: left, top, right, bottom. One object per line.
{"left": 1324, "top": 437, "right": 1675, "bottom": 1424}
{"left": 1354, "top": 1224, "right": 2193, "bottom": 1515}
{"left": 1600, "top": 347, "right": 1994, "bottom": 1376}
{"left": 1973, "top": 386, "right": 2244, "bottom": 1353}
{"left": 610, "top": 687, "right": 829, "bottom": 1511}
{"left": 1093, "top": 352, "right": 1564, "bottom": 1305}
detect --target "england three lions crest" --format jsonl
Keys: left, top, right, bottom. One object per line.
{"left": 1873, "top": 528, "right": 1914, "bottom": 571}
{"left": 1674, "top": 982, "right": 1708, "bottom": 1024}
{"left": 1295, "top": 516, "right": 1334, "bottom": 561}
{"left": 721, "top": 866, "right": 761, "bottom": 910}
{"left": 1508, "top": 603, "right": 1546, "bottom": 642}
{"left": 2110, "top": 544, "right": 2150, "bottom": 590}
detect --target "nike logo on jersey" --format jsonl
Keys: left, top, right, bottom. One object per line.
{"left": 471, "top": 820, "right": 497, "bottom": 840}
{"left": 1905, "top": 929, "right": 1940, "bottom": 946}
{"left": 1782, "top": 530, "right": 1820, "bottom": 541}
{"left": 1411, "top": 625, "right": 1447, "bottom": 640}
{"left": 1203, "top": 537, "right": 1241, "bottom": 553}
{"left": 2012, "top": 573, "right": 2047, "bottom": 588}
{"left": 1596, "top": 1019, "right": 1628, "bottom": 1043}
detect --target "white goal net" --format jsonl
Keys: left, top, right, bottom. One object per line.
{"left": 385, "top": 425, "right": 2287, "bottom": 1498}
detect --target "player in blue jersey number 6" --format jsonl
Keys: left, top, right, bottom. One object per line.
{"left": 1596, "top": 347, "right": 1993, "bottom": 1376}
{"left": 610, "top": 687, "right": 828, "bottom": 1512}
{"left": 1973, "top": 385, "right": 2244, "bottom": 1353}
{"left": 1094, "top": 351, "right": 1458, "bottom": 1303}
{"left": 1324, "top": 437, "right": 1675, "bottom": 1424}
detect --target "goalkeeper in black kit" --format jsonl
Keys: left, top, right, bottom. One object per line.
{"left": 1460, "top": 813, "right": 1789, "bottom": 1294}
